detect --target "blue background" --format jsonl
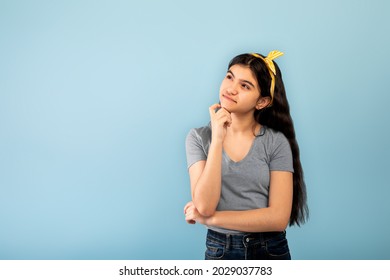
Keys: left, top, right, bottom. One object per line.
{"left": 1, "top": 0, "right": 389, "bottom": 259}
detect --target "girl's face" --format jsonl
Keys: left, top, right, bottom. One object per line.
{"left": 219, "top": 64, "right": 268, "bottom": 114}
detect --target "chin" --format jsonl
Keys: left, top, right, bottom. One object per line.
{"left": 220, "top": 101, "right": 233, "bottom": 109}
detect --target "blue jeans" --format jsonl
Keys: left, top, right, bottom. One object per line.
{"left": 205, "top": 229, "right": 291, "bottom": 260}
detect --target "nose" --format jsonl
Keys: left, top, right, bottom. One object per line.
{"left": 227, "top": 86, "right": 238, "bottom": 95}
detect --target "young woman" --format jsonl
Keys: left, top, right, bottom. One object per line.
{"left": 184, "top": 51, "right": 308, "bottom": 260}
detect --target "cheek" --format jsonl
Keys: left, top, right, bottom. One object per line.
{"left": 219, "top": 82, "right": 226, "bottom": 95}
{"left": 220, "top": 79, "right": 227, "bottom": 89}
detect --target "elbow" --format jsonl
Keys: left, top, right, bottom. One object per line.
{"left": 273, "top": 222, "right": 288, "bottom": 232}
{"left": 266, "top": 210, "right": 290, "bottom": 232}
{"left": 273, "top": 217, "right": 290, "bottom": 232}
{"left": 192, "top": 196, "right": 217, "bottom": 217}
{"left": 196, "top": 204, "right": 216, "bottom": 217}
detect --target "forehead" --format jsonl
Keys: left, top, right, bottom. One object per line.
{"left": 228, "top": 64, "right": 259, "bottom": 88}
{"left": 229, "top": 64, "right": 257, "bottom": 81}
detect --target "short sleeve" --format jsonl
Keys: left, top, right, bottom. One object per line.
{"left": 185, "top": 128, "right": 207, "bottom": 169}
{"left": 269, "top": 133, "right": 294, "bottom": 172}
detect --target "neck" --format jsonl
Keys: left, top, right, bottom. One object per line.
{"left": 227, "top": 112, "right": 259, "bottom": 135}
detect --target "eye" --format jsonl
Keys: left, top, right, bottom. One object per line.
{"left": 226, "top": 73, "right": 233, "bottom": 80}
{"left": 242, "top": 83, "right": 250, "bottom": 90}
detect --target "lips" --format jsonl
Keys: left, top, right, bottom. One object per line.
{"left": 222, "top": 94, "right": 237, "bottom": 103}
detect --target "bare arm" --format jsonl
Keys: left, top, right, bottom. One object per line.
{"left": 189, "top": 104, "right": 231, "bottom": 217}
{"left": 185, "top": 171, "right": 293, "bottom": 232}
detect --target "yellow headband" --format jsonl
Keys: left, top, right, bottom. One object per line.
{"left": 251, "top": 50, "right": 284, "bottom": 105}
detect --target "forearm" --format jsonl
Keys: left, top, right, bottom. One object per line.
{"left": 192, "top": 141, "right": 223, "bottom": 216}
{"left": 206, "top": 207, "right": 290, "bottom": 232}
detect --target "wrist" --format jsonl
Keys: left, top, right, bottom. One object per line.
{"left": 204, "top": 213, "right": 216, "bottom": 227}
{"left": 210, "top": 138, "right": 223, "bottom": 149}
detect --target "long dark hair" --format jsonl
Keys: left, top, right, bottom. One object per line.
{"left": 228, "top": 53, "right": 309, "bottom": 226}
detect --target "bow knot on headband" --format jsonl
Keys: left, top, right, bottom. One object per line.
{"left": 251, "top": 50, "right": 284, "bottom": 105}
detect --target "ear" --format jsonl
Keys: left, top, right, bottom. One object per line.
{"left": 255, "top": 96, "right": 272, "bottom": 110}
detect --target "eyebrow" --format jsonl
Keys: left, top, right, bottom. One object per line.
{"left": 227, "top": 70, "right": 256, "bottom": 89}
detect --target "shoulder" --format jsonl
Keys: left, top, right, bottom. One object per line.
{"left": 185, "top": 124, "right": 211, "bottom": 168}
{"left": 186, "top": 124, "right": 212, "bottom": 143}
{"left": 261, "top": 126, "right": 289, "bottom": 146}
{"left": 262, "top": 127, "right": 293, "bottom": 171}
{"left": 260, "top": 126, "right": 292, "bottom": 157}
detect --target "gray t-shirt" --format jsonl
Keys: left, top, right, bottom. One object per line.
{"left": 185, "top": 124, "right": 294, "bottom": 234}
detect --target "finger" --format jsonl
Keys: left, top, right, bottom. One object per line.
{"left": 184, "top": 201, "right": 192, "bottom": 211}
{"left": 220, "top": 109, "right": 233, "bottom": 125}
{"left": 209, "top": 103, "right": 221, "bottom": 115}
{"left": 226, "top": 114, "right": 232, "bottom": 126}
{"left": 217, "top": 107, "right": 231, "bottom": 116}
{"left": 185, "top": 212, "right": 195, "bottom": 224}
{"left": 185, "top": 212, "right": 193, "bottom": 220}
{"left": 186, "top": 219, "right": 196, "bottom": 224}
{"left": 216, "top": 112, "right": 232, "bottom": 126}
{"left": 215, "top": 107, "right": 232, "bottom": 120}
{"left": 221, "top": 106, "right": 231, "bottom": 114}
{"left": 183, "top": 201, "right": 193, "bottom": 213}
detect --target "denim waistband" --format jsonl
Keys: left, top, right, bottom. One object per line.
{"left": 207, "top": 229, "right": 285, "bottom": 248}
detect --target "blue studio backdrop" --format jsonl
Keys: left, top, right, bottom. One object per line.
{"left": 1, "top": 0, "right": 389, "bottom": 259}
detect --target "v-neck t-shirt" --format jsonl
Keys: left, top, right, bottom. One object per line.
{"left": 185, "top": 124, "right": 294, "bottom": 234}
